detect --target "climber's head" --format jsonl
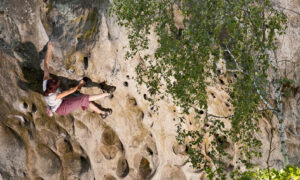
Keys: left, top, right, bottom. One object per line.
{"left": 43, "top": 78, "right": 60, "bottom": 96}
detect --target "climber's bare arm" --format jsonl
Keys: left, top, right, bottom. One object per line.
{"left": 43, "top": 42, "right": 53, "bottom": 80}
{"left": 56, "top": 80, "right": 85, "bottom": 100}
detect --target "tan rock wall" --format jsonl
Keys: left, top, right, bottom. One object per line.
{"left": 0, "top": 0, "right": 299, "bottom": 179}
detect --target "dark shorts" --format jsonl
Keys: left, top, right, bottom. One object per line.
{"left": 56, "top": 94, "right": 90, "bottom": 115}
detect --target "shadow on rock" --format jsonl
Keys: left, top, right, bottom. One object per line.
{"left": 15, "top": 41, "right": 116, "bottom": 100}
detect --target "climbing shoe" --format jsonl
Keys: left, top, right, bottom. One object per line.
{"left": 83, "top": 77, "right": 94, "bottom": 87}
{"left": 99, "top": 82, "right": 116, "bottom": 94}
{"left": 108, "top": 86, "right": 116, "bottom": 94}
{"left": 100, "top": 109, "right": 112, "bottom": 119}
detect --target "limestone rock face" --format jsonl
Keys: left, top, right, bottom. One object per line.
{"left": 0, "top": 125, "right": 27, "bottom": 179}
{"left": 0, "top": 0, "right": 299, "bottom": 179}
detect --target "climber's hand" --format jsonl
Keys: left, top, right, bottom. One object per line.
{"left": 78, "top": 80, "right": 85, "bottom": 89}
{"left": 48, "top": 41, "right": 54, "bottom": 51}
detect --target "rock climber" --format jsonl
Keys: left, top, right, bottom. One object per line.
{"left": 42, "top": 42, "right": 113, "bottom": 118}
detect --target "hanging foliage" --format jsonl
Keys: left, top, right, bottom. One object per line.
{"left": 111, "top": 0, "right": 287, "bottom": 178}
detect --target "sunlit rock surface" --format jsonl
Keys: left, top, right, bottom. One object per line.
{"left": 0, "top": 0, "right": 299, "bottom": 179}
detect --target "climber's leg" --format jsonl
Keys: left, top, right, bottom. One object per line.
{"left": 88, "top": 93, "right": 110, "bottom": 101}
{"left": 89, "top": 102, "right": 106, "bottom": 114}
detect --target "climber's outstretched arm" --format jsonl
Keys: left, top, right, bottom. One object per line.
{"left": 56, "top": 80, "right": 85, "bottom": 100}
{"left": 43, "top": 42, "right": 53, "bottom": 80}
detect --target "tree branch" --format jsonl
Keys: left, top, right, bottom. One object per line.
{"left": 266, "top": 126, "right": 274, "bottom": 180}
{"left": 225, "top": 46, "right": 243, "bottom": 72}
{"left": 207, "top": 113, "right": 233, "bottom": 119}
{"left": 274, "top": 5, "right": 300, "bottom": 16}
{"left": 267, "top": 49, "right": 290, "bottom": 166}
{"left": 253, "top": 81, "right": 275, "bottom": 110}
